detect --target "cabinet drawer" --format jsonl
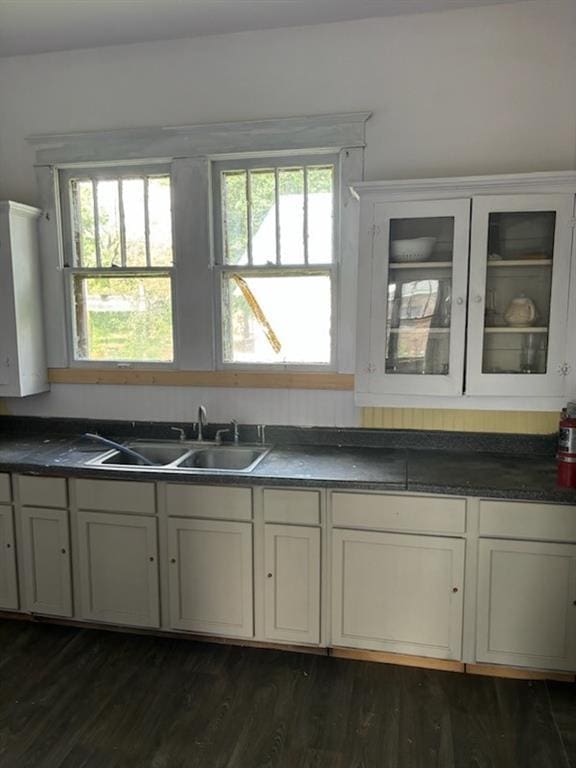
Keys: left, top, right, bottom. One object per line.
{"left": 166, "top": 485, "right": 252, "bottom": 521}
{"left": 331, "top": 492, "right": 466, "bottom": 534}
{"left": 479, "top": 500, "right": 576, "bottom": 543}
{"left": 0, "top": 474, "right": 11, "bottom": 504}
{"left": 19, "top": 476, "right": 67, "bottom": 508}
{"left": 263, "top": 489, "right": 320, "bottom": 526}
{"left": 76, "top": 479, "right": 155, "bottom": 515}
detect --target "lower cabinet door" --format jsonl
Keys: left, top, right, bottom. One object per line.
{"left": 332, "top": 529, "right": 465, "bottom": 659}
{"left": 20, "top": 507, "right": 72, "bottom": 617}
{"left": 168, "top": 518, "right": 253, "bottom": 638}
{"left": 477, "top": 538, "right": 576, "bottom": 671}
{"left": 77, "top": 510, "right": 159, "bottom": 628}
{"left": 0, "top": 506, "right": 18, "bottom": 610}
{"left": 264, "top": 524, "right": 321, "bottom": 645}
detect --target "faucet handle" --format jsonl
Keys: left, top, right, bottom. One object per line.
{"left": 231, "top": 419, "right": 240, "bottom": 444}
{"left": 170, "top": 427, "right": 186, "bottom": 441}
{"left": 214, "top": 428, "right": 230, "bottom": 444}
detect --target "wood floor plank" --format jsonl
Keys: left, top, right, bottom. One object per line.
{"left": 547, "top": 682, "right": 576, "bottom": 768}
{"left": 0, "top": 620, "right": 572, "bottom": 768}
{"left": 494, "top": 678, "right": 571, "bottom": 768}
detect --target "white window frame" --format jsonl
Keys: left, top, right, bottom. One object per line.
{"left": 58, "top": 163, "right": 178, "bottom": 369}
{"left": 212, "top": 153, "right": 340, "bottom": 372}
{"left": 31, "top": 113, "right": 369, "bottom": 372}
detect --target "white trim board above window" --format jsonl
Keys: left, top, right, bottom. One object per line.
{"left": 28, "top": 112, "right": 371, "bottom": 166}
{"left": 31, "top": 113, "right": 369, "bottom": 372}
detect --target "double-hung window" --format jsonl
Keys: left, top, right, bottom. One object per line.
{"left": 60, "top": 165, "right": 175, "bottom": 364}
{"left": 213, "top": 155, "right": 338, "bottom": 368}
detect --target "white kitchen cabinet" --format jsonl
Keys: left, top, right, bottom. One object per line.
{"left": 0, "top": 201, "right": 48, "bottom": 397}
{"left": 332, "top": 529, "right": 465, "bottom": 660}
{"left": 20, "top": 507, "right": 72, "bottom": 617}
{"left": 0, "top": 506, "right": 18, "bottom": 610}
{"left": 353, "top": 173, "right": 576, "bottom": 406}
{"left": 168, "top": 517, "right": 253, "bottom": 638}
{"left": 77, "top": 510, "right": 159, "bottom": 628}
{"left": 264, "top": 524, "right": 321, "bottom": 645}
{"left": 477, "top": 538, "right": 576, "bottom": 672}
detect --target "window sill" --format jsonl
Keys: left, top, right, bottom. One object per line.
{"left": 47, "top": 369, "right": 354, "bottom": 391}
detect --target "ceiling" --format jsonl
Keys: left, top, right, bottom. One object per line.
{"left": 0, "top": 0, "right": 528, "bottom": 58}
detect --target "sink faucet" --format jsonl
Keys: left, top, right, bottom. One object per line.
{"left": 231, "top": 419, "right": 240, "bottom": 444}
{"left": 197, "top": 405, "right": 207, "bottom": 441}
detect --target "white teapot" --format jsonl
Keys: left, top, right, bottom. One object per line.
{"left": 504, "top": 293, "right": 537, "bottom": 327}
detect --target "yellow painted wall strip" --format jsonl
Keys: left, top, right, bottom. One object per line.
{"left": 361, "top": 407, "right": 558, "bottom": 434}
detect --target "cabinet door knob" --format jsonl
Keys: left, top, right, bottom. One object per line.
{"left": 455, "top": 297, "right": 464, "bottom": 305}
{"left": 149, "top": 556, "right": 155, "bottom": 562}
{"left": 452, "top": 587, "right": 459, "bottom": 593}
{"left": 267, "top": 572, "right": 273, "bottom": 578}
{"left": 61, "top": 548, "right": 67, "bottom": 555}
{"left": 474, "top": 295, "right": 483, "bottom": 303}
{"left": 170, "top": 558, "right": 176, "bottom": 564}
{"left": 6, "top": 543, "right": 11, "bottom": 549}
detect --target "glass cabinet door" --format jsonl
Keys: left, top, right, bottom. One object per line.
{"left": 367, "top": 199, "right": 471, "bottom": 396}
{"left": 466, "top": 194, "right": 574, "bottom": 397}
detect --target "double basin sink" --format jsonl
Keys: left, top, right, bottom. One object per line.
{"left": 87, "top": 440, "right": 271, "bottom": 473}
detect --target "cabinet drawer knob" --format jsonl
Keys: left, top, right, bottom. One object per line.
{"left": 455, "top": 297, "right": 464, "bottom": 305}
{"left": 6, "top": 543, "right": 11, "bottom": 549}
{"left": 474, "top": 295, "right": 483, "bottom": 304}
{"left": 452, "top": 587, "right": 459, "bottom": 593}
{"left": 61, "top": 548, "right": 67, "bottom": 555}
{"left": 170, "top": 558, "right": 176, "bottom": 564}
{"left": 267, "top": 572, "right": 273, "bottom": 578}
{"left": 149, "top": 556, "right": 155, "bottom": 562}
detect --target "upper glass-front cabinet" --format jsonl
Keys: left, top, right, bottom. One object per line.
{"left": 354, "top": 176, "right": 576, "bottom": 405}
{"left": 363, "top": 199, "right": 471, "bottom": 396}
{"left": 466, "top": 194, "right": 574, "bottom": 396}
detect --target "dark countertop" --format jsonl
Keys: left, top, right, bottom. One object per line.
{"left": 0, "top": 424, "right": 574, "bottom": 503}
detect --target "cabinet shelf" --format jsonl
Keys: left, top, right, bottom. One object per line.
{"left": 389, "top": 327, "right": 450, "bottom": 334}
{"left": 389, "top": 261, "right": 452, "bottom": 270}
{"left": 487, "top": 259, "right": 552, "bottom": 268}
{"left": 484, "top": 326, "right": 548, "bottom": 334}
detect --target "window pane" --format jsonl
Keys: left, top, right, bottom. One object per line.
{"left": 72, "top": 275, "right": 173, "bottom": 362}
{"left": 307, "top": 166, "right": 334, "bottom": 264}
{"left": 96, "top": 180, "right": 121, "bottom": 267}
{"left": 122, "top": 178, "right": 146, "bottom": 267}
{"left": 148, "top": 176, "right": 173, "bottom": 266}
{"left": 222, "top": 273, "right": 331, "bottom": 364}
{"left": 222, "top": 171, "right": 249, "bottom": 265}
{"left": 71, "top": 179, "right": 96, "bottom": 267}
{"left": 278, "top": 168, "right": 305, "bottom": 264}
{"left": 250, "top": 170, "right": 277, "bottom": 265}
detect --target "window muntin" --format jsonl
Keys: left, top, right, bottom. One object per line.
{"left": 61, "top": 167, "right": 175, "bottom": 364}
{"left": 69, "top": 173, "right": 172, "bottom": 269}
{"left": 215, "top": 157, "right": 337, "bottom": 367}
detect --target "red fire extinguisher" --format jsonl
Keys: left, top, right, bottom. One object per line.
{"left": 558, "top": 402, "right": 576, "bottom": 489}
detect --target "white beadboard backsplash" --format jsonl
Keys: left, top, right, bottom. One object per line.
{"left": 3, "top": 384, "right": 359, "bottom": 427}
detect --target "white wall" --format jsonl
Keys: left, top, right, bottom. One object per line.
{"left": 1, "top": 0, "right": 575, "bottom": 423}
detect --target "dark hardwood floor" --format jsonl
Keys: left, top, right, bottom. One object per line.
{"left": 0, "top": 619, "right": 574, "bottom": 768}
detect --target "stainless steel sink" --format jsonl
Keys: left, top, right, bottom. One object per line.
{"left": 87, "top": 439, "right": 271, "bottom": 473}
{"left": 175, "top": 446, "right": 269, "bottom": 472}
{"left": 88, "top": 440, "right": 195, "bottom": 467}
